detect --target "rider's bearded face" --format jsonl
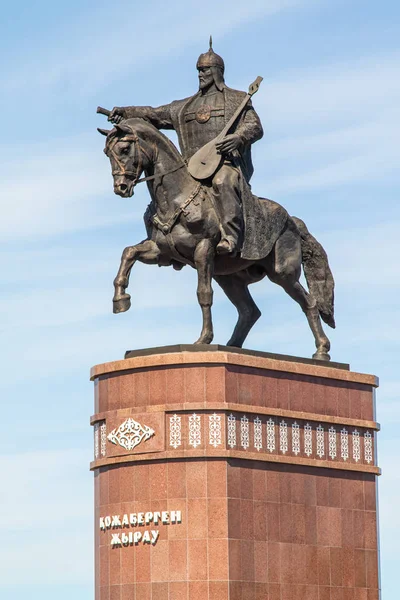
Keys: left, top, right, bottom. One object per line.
{"left": 198, "top": 67, "right": 214, "bottom": 91}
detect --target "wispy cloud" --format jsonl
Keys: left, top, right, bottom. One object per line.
{"left": 253, "top": 53, "right": 400, "bottom": 194}
{"left": 0, "top": 266, "right": 197, "bottom": 331}
{"left": 3, "top": 0, "right": 312, "bottom": 96}
{"left": 259, "top": 53, "right": 400, "bottom": 133}
{"left": 327, "top": 221, "right": 400, "bottom": 287}
{"left": 0, "top": 134, "right": 146, "bottom": 240}
{"left": 2, "top": 49, "right": 398, "bottom": 242}
{"left": 267, "top": 148, "right": 398, "bottom": 195}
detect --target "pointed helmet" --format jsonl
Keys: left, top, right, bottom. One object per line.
{"left": 196, "top": 36, "right": 225, "bottom": 72}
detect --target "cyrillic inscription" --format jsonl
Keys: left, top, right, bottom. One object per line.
{"left": 99, "top": 509, "right": 182, "bottom": 548}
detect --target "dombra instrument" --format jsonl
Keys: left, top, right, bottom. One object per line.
{"left": 187, "top": 76, "right": 263, "bottom": 181}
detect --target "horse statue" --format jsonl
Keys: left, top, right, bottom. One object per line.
{"left": 98, "top": 116, "right": 335, "bottom": 361}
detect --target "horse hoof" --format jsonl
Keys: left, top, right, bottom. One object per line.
{"left": 312, "top": 351, "right": 331, "bottom": 362}
{"left": 113, "top": 295, "right": 131, "bottom": 314}
{"left": 193, "top": 334, "right": 213, "bottom": 345}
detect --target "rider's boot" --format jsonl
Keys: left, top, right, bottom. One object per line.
{"left": 216, "top": 235, "right": 238, "bottom": 256}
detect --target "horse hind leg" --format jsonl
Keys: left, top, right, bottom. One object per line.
{"left": 266, "top": 231, "right": 331, "bottom": 360}
{"left": 270, "top": 267, "right": 331, "bottom": 360}
{"left": 285, "top": 280, "right": 331, "bottom": 361}
{"left": 214, "top": 272, "right": 261, "bottom": 348}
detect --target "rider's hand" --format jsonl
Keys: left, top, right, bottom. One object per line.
{"left": 216, "top": 133, "right": 242, "bottom": 155}
{"left": 108, "top": 107, "right": 126, "bottom": 124}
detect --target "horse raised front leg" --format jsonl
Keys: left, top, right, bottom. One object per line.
{"left": 113, "top": 240, "right": 160, "bottom": 314}
{"left": 193, "top": 239, "right": 215, "bottom": 345}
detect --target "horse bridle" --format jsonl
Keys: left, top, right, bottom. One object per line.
{"left": 106, "top": 126, "right": 186, "bottom": 187}
{"left": 106, "top": 130, "right": 148, "bottom": 186}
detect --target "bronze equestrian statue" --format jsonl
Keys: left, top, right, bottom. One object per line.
{"left": 97, "top": 40, "right": 335, "bottom": 361}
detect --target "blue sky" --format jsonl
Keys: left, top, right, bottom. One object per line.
{"left": 0, "top": 0, "right": 399, "bottom": 598}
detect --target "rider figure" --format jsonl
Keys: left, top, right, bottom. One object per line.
{"left": 109, "top": 39, "right": 263, "bottom": 255}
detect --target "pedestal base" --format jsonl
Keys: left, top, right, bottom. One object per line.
{"left": 91, "top": 346, "right": 380, "bottom": 600}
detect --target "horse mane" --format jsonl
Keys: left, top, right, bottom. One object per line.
{"left": 108, "top": 118, "right": 183, "bottom": 163}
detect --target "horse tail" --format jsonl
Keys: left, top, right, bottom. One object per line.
{"left": 291, "top": 216, "right": 336, "bottom": 329}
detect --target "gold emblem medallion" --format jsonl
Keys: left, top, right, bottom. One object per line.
{"left": 195, "top": 104, "right": 211, "bottom": 123}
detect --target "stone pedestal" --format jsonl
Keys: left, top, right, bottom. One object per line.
{"left": 90, "top": 346, "right": 381, "bottom": 600}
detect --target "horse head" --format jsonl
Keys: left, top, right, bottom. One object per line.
{"left": 98, "top": 120, "right": 155, "bottom": 198}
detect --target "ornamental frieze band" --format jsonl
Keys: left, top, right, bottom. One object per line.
{"left": 91, "top": 407, "right": 377, "bottom": 473}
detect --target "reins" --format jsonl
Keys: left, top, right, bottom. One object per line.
{"left": 136, "top": 163, "right": 186, "bottom": 184}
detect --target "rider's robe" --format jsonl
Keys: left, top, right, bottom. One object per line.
{"left": 124, "top": 86, "right": 265, "bottom": 253}
{"left": 124, "top": 87, "right": 288, "bottom": 261}
{"left": 123, "top": 85, "right": 263, "bottom": 182}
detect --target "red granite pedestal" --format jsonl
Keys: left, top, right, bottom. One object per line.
{"left": 90, "top": 346, "right": 381, "bottom": 600}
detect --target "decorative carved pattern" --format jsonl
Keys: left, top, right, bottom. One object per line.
{"left": 94, "top": 423, "right": 99, "bottom": 459}
{"left": 100, "top": 422, "right": 107, "bottom": 457}
{"left": 227, "top": 413, "right": 237, "bottom": 448}
{"left": 292, "top": 422, "right": 300, "bottom": 455}
{"left": 240, "top": 415, "right": 250, "bottom": 450}
{"left": 189, "top": 414, "right": 201, "bottom": 448}
{"left": 169, "top": 414, "right": 182, "bottom": 450}
{"left": 279, "top": 420, "right": 288, "bottom": 454}
{"left": 254, "top": 417, "right": 263, "bottom": 451}
{"left": 340, "top": 428, "right": 349, "bottom": 461}
{"left": 328, "top": 426, "right": 337, "bottom": 460}
{"left": 266, "top": 418, "right": 276, "bottom": 453}
{"left": 352, "top": 429, "right": 361, "bottom": 462}
{"left": 364, "top": 431, "right": 373, "bottom": 464}
{"left": 209, "top": 413, "right": 222, "bottom": 448}
{"left": 316, "top": 425, "right": 325, "bottom": 458}
{"left": 153, "top": 409, "right": 375, "bottom": 467}
{"left": 304, "top": 423, "right": 313, "bottom": 457}
{"left": 107, "top": 418, "right": 154, "bottom": 452}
